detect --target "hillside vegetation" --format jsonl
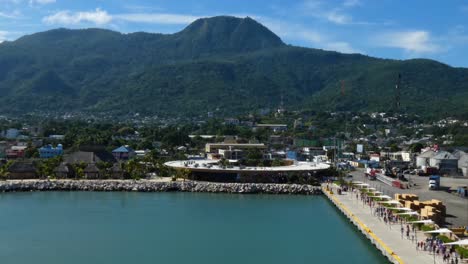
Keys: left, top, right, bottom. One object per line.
{"left": 0, "top": 16, "right": 467, "bottom": 117}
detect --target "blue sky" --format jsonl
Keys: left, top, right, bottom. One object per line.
{"left": 1, "top": 0, "right": 468, "bottom": 67}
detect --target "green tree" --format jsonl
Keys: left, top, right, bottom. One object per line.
{"left": 0, "top": 161, "right": 13, "bottom": 180}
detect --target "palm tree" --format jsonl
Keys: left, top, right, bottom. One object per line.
{"left": 0, "top": 161, "right": 12, "bottom": 180}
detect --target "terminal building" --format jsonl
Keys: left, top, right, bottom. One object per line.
{"left": 166, "top": 142, "right": 330, "bottom": 183}
{"left": 205, "top": 143, "right": 267, "bottom": 160}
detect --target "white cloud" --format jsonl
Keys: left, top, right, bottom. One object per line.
{"left": 43, "top": 8, "right": 112, "bottom": 25}
{"left": 0, "top": 31, "right": 8, "bottom": 42}
{"left": 42, "top": 8, "right": 203, "bottom": 26}
{"left": 29, "top": 0, "right": 55, "bottom": 4}
{"left": 324, "top": 41, "right": 360, "bottom": 53}
{"left": 258, "top": 17, "right": 360, "bottom": 54}
{"left": 325, "top": 10, "right": 352, "bottom": 24}
{"left": 300, "top": 0, "right": 373, "bottom": 25}
{"left": 115, "top": 13, "right": 201, "bottom": 25}
{"left": 0, "top": 10, "right": 21, "bottom": 18}
{"left": 375, "top": 30, "right": 441, "bottom": 53}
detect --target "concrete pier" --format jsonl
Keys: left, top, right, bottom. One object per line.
{"left": 322, "top": 184, "right": 444, "bottom": 264}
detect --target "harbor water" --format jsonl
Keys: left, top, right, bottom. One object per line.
{"left": 0, "top": 192, "right": 389, "bottom": 263}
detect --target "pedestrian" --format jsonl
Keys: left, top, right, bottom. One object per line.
{"left": 401, "top": 226, "right": 404, "bottom": 238}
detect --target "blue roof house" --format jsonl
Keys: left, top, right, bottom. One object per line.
{"left": 112, "top": 145, "right": 136, "bottom": 160}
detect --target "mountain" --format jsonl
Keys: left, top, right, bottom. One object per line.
{"left": 0, "top": 16, "right": 467, "bottom": 118}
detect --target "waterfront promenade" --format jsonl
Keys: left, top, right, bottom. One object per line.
{"left": 323, "top": 184, "right": 447, "bottom": 264}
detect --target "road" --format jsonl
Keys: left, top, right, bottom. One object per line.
{"left": 347, "top": 169, "right": 468, "bottom": 227}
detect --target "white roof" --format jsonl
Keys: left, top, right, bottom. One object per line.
{"left": 379, "top": 200, "right": 401, "bottom": 204}
{"left": 394, "top": 207, "right": 413, "bottom": 211}
{"left": 432, "top": 151, "right": 456, "bottom": 160}
{"left": 396, "top": 212, "right": 419, "bottom": 215}
{"left": 11, "top": 146, "right": 27, "bottom": 150}
{"left": 164, "top": 160, "right": 330, "bottom": 172}
{"left": 374, "top": 195, "right": 392, "bottom": 200}
{"left": 443, "top": 239, "right": 468, "bottom": 246}
{"left": 409, "top": 220, "right": 434, "bottom": 224}
{"left": 418, "top": 150, "right": 436, "bottom": 158}
{"left": 355, "top": 183, "right": 369, "bottom": 186}
{"left": 424, "top": 228, "right": 452, "bottom": 234}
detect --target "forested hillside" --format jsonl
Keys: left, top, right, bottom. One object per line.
{"left": 0, "top": 16, "right": 467, "bottom": 117}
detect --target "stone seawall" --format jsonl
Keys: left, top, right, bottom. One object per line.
{"left": 0, "top": 180, "right": 322, "bottom": 195}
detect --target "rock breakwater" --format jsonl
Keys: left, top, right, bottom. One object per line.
{"left": 0, "top": 180, "right": 322, "bottom": 195}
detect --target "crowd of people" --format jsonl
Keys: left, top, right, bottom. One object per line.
{"left": 417, "top": 237, "right": 462, "bottom": 263}
{"left": 343, "top": 184, "right": 464, "bottom": 264}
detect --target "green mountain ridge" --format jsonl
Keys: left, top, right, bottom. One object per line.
{"left": 0, "top": 15, "right": 467, "bottom": 117}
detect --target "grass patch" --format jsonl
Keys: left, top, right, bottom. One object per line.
{"left": 421, "top": 225, "right": 435, "bottom": 231}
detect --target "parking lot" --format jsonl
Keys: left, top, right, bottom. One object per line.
{"left": 347, "top": 168, "right": 468, "bottom": 227}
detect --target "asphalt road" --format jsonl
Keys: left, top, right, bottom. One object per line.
{"left": 347, "top": 169, "right": 468, "bottom": 227}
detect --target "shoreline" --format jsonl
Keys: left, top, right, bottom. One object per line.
{"left": 0, "top": 180, "right": 322, "bottom": 195}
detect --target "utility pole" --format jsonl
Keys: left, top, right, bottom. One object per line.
{"left": 395, "top": 73, "right": 401, "bottom": 113}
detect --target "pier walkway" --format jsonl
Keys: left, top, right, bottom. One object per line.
{"left": 323, "top": 184, "right": 445, "bottom": 264}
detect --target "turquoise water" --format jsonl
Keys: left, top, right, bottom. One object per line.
{"left": 0, "top": 192, "right": 389, "bottom": 264}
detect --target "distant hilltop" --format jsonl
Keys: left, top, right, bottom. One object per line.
{"left": 0, "top": 16, "right": 467, "bottom": 118}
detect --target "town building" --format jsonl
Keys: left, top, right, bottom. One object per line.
{"left": 7, "top": 162, "right": 37, "bottom": 179}
{"left": 112, "top": 146, "right": 136, "bottom": 160}
{"left": 458, "top": 153, "right": 468, "bottom": 177}
{"left": 4, "top": 129, "right": 20, "bottom": 139}
{"left": 254, "top": 124, "right": 287, "bottom": 133}
{"left": 429, "top": 151, "right": 458, "bottom": 175}
{"left": 64, "top": 150, "right": 116, "bottom": 164}
{"left": 39, "top": 144, "right": 63, "bottom": 159}
{"left": 53, "top": 162, "right": 73, "bottom": 178}
{"left": 5, "top": 145, "right": 27, "bottom": 159}
{"left": 205, "top": 143, "right": 266, "bottom": 160}
{"left": 416, "top": 150, "right": 436, "bottom": 168}
{"left": 49, "top": 135, "right": 65, "bottom": 140}
{"left": 84, "top": 163, "right": 99, "bottom": 179}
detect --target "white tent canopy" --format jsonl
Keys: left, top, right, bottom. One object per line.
{"left": 409, "top": 220, "right": 434, "bottom": 224}
{"left": 373, "top": 195, "right": 392, "bottom": 200}
{"left": 396, "top": 212, "right": 419, "bottom": 216}
{"left": 355, "top": 183, "right": 369, "bottom": 186}
{"left": 379, "top": 200, "right": 401, "bottom": 205}
{"left": 443, "top": 239, "right": 468, "bottom": 246}
{"left": 393, "top": 207, "right": 413, "bottom": 211}
{"left": 424, "top": 228, "right": 452, "bottom": 234}
{"left": 370, "top": 191, "right": 383, "bottom": 194}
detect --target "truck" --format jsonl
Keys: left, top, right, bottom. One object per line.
{"left": 428, "top": 175, "right": 440, "bottom": 190}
